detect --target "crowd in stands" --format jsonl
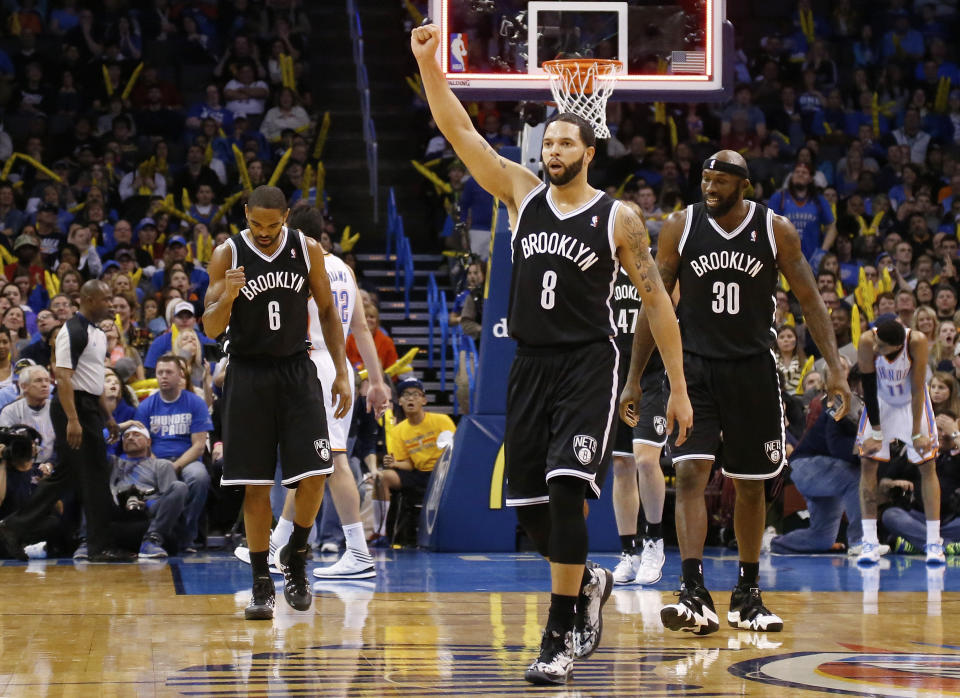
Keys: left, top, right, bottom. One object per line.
{"left": 414, "top": 0, "right": 960, "bottom": 555}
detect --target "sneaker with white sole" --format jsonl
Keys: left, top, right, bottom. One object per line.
{"left": 857, "top": 541, "right": 883, "bottom": 565}
{"left": 524, "top": 629, "right": 574, "bottom": 685}
{"left": 926, "top": 538, "right": 946, "bottom": 565}
{"left": 634, "top": 538, "right": 665, "bottom": 586}
{"left": 848, "top": 542, "right": 890, "bottom": 557}
{"left": 727, "top": 586, "right": 783, "bottom": 632}
{"left": 24, "top": 541, "right": 47, "bottom": 559}
{"left": 612, "top": 551, "right": 640, "bottom": 585}
{"left": 138, "top": 535, "right": 168, "bottom": 560}
{"left": 573, "top": 565, "right": 613, "bottom": 659}
{"left": 312, "top": 549, "right": 376, "bottom": 579}
{"left": 319, "top": 542, "right": 339, "bottom": 554}
{"left": 661, "top": 581, "right": 719, "bottom": 635}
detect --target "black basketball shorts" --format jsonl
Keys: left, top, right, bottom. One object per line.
{"left": 666, "top": 351, "right": 786, "bottom": 479}
{"left": 504, "top": 339, "right": 619, "bottom": 506}
{"left": 612, "top": 366, "right": 668, "bottom": 456}
{"left": 221, "top": 352, "right": 334, "bottom": 487}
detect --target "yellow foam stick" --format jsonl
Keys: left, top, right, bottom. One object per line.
{"left": 836, "top": 279, "right": 844, "bottom": 298}
{"left": 181, "top": 187, "right": 191, "bottom": 212}
{"left": 267, "top": 147, "right": 293, "bottom": 187}
{"left": 44, "top": 270, "right": 60, "bottom": 298}
{"left": 301, "top": 163, "right": 313, "bottom": 203}
{"left": 131, "top": 378, "right": 158, "bottom": 399}
{"left": 314, "top": 161, "right": 326, "bottom": 209}
{"left": 203, "top": 140, "right": 213, "bottom": 165}
{"left": 796, "top": 355, "right": 815, "bottom": 395}
{"left": 359, "top": 348, "right": 419, "bottom": 381}
{"left": 232, "top": 144, "right": 252, "bottom": 192}
{"left": 120, "top": 62, "right": 144, "bottom": 100}
{"left": 880, "top": 266, "right": 893, "bottom": 293}
{"left": 382, "top": 408, "right": 396, "bottom": 454}
{"left": 314, "top": 112, "right": 331, "bottom": 160}
{"left": 411, "top": 160, "right": 451, "bottom": 195}
{"left": 613, "top": 173, "right": 634, "bottom": 199}
{"left": 0, "top": 153, "right": 17, "bottom": 181}
{"left": 851, "top": 304, "right": 861, "bottom": 348}
{"left": 102, "top": 64, "right": 114, "bottom": 97}
{"left": 0, "top": 243, "right": 15, "bottom": 276}
{"left": 405, "top": 74, "right": 425, "bottom": 100}
{"left": 230, "top": 223, "right": 239, "bottom": 235}
{"left": 403, "top": 0, "right": 423, "bottom": 24}
{"left": 340, "top": 225, "right": 359, "bottom": 253}
{"left": 130, "top": 266, "right": 143, "bottom": 290}
{"left": 18, "top": 153, "right": 61, "bottom": 183}
{"left": 211, "top": 191, "right": 244, "bottom": 224}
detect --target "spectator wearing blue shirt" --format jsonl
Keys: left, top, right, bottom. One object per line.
{"left": 881, "top": 12, "right": 925, "bottom": 62}
{"left": 459, "top": 174, "right": 495, "bottom": 261}
{"left": 150, "top": 235, "right": 210, "bottom": 300}
{"left": 768, "top": 162, "right": 837, "bottom": 265}
{"left": 135, "top": 354, "right": 212, "bottom": 552}
{"left": 184, "top": 84, "right": 234, "bottom": 134}
{"left": 143, "top": 301, "right": 215, "bottom": 374}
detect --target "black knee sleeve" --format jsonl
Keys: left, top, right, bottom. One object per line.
{"left": 516, "top": 503, "right": 551, "bottom": 558}
{"left": 548, "top": 477, "right": 588, "bottom": 565}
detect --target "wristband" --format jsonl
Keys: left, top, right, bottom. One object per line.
{"left": 213, "top": 441, "right": 223, "bottom": 449}
{"left": 868, "top": 428, "right": 882, "bottom": 440}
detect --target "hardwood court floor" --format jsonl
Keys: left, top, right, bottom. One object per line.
{"left": 0, "top": 550, "right": 957, "bottom": 696}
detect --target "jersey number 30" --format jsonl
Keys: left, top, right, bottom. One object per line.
{"left": 711, "top": 281, "right": 740, "bottom": 315}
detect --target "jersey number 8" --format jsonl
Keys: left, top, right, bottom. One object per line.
{"left": 541, "top": 271, "right": 557, "bottom": 310}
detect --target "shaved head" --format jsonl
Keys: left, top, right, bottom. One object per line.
{"left": 80, "top": 279, "right": 109, "bottom": 301}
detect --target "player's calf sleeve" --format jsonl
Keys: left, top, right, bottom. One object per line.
{"left": 516, "top": 503, "right": 551, "bottom": 558}
{"left": 548, "top": 476, "right": 588, "bottom": 565}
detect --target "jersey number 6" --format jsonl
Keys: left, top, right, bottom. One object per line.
{"left": 268, "top": 300, "right": 281, "bottom": 330}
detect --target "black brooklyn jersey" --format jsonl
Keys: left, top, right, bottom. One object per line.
{"left": 612, "top": 267, "right": 663, "bottom": 376}
{"left": 676, "top": 201, "right": 778, "bottom": 359}
{"left": 509, "top": 183, "right": 619, "bottom": 346}
{"left": 224, "top": 227, "right": 312, "bottom": 357}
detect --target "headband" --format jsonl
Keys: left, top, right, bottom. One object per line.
{"left": 703, "top": 158, "right": 750, "bottom": 180}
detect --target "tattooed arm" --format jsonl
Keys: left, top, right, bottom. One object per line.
{"left": 411, "top": 23, "right": 540, "bottom": 215}
{"left": 615, "top": 205, "right": 691, "bottom": 443}
{"left": 773, "top": 213, "right": 852, "bottom": 420}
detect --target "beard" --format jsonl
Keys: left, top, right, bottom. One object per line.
{"left": 545, "top": 156, "right": 584, "bottom": 186}
{"left": 704, "top": 189, "right": 740, "bottom": 217}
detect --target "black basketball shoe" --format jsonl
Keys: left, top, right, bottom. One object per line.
{"left": 574, "top": 564, "right": 613, "bottom": 658}
{"left": 245, "top": 575, "right": 276, "bottom": 620}
{"left": 524, "top": 628, "right": 575, "bottom": 685}
{"left": 660, "top": 580, "right": 720, "bottom": 635}
{"left": 727, "top": 586, "right": 783, "bottom": 632}
{"left": 276, "top": 543, "right": 312, "bottom": 611}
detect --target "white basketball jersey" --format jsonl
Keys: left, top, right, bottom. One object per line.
{"left": 309, "top": 252, "right": 356, "bottom": 352}
{"left": 875, "top": 328, "right": 914, "bottom": 407}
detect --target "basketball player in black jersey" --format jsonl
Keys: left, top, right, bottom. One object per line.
{"left": 621, "top": 151, "right": 852, "bottom": 635}
{"left": 413, "top": 24, "right": 692, "bottom": 685}
{"left": 204, "top": 186, "right": 352, "bottom": 620}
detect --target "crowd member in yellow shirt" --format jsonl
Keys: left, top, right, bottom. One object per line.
{"left": 371, "top": 377, "right": 456, "bottom": 544}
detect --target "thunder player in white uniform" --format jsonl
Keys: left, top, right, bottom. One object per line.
{"left": 235, "top": 208, "right": 391, "bottom": 579}
{"left": 857, "top": 317, "right": 944, "bottom": 564}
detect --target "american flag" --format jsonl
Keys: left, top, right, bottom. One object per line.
{"left": 671, "top": 50, "right": 705, "bottom": 74}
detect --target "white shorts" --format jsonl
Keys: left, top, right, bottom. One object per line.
{"left": 311, "top": 349, "right": 355, "bottom": 453}
{"left": 856, "top": 393, "right": 938, "bottom": 464}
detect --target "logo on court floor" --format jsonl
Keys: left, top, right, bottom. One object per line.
{"left": 314, "top": 438, "right": 330, "bottom": 461}
{"left": 764, "top": 440, "right": 782, "bottom": 464}
{"left": 573, "top": 435, "right": 597, "bottom": 465}
{"left": 654, "top": 416, "right": 667, "bottom": 436}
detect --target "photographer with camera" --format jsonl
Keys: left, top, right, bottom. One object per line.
{"left": 0, "top": 425, "right": 61, "bottom": 558}
{"left": 770, "top": 364, "right": 869, "bottom": 554}
{"left": 109, "top": 423, "right": 188, "bottom": 560}
{"left": 0, "top": 365, "right": 55, "bottom": 465}
{"left": 879, "top": 412, "right": 960, "bottom": 556}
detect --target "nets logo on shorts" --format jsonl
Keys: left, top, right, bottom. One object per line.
{"left": 654, "top": 416, "right": 667, "bottom": 436}
{"left": 314, "top": 438, "right": 331, "bottom": 461}
{"left": 764, "top": 440, "right": 782, "bottom": 464}
{"left": 573, "top": 435, "right": 597, "bottom": 465}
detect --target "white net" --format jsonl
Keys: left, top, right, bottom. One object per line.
{"left": 543, "top": 59, "right": 622, "bottom": 139}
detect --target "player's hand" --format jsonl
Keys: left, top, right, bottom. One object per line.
{"left": 825, "top": 373, "right": 852, "bottom": 421}
{"left": 365, "top": 381, "right": 391, "bottom": 419}
{"left": 330, "top": 372, "right": 353, "bottom": 420}
{"left": 618, "top": 379, "right": 642, "bottom": 428}
{"left": 67, "top": 417, "right": 82, "bottom": 449}
{"left": 666, "top": 389, "right": 693, "bottom": 447}
{"left": 913, "top": 434, "right": 933, "bottom": 455}
{"left": 224, "top": 266, "right": 246, "bottom": 300}
{"left": 411, "top": 23, "right": 441, "bottom": 63}
{"left": 861, "top": 437, "right": 882, "bottom": 455}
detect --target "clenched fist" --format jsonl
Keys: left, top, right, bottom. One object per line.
{"left": 225, "top": 266, "right": 246, "bottom": 300}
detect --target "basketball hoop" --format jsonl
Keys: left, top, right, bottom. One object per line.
{"left": 542, "top": 58, "right": 622, "bottom": 139}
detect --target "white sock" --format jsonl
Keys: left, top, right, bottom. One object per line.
{"left": 927, "top": 519, "right": 941, "bottom": 545}
{"left": 343, "top": 522, "right": 370, "bottom": 557}
{"left": 373, "top": 500, "right": 390, "bottom": 536}
{"left": 862, "top": 519, "right": 878, "bottom": 544}
{"left": 271, "top": 516, "right": 294, "bottom": 549}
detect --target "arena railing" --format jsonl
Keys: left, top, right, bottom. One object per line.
{"left": 346, "top": 0, "right": 379, "bottom": 222}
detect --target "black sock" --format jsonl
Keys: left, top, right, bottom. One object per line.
{"left": 579, "top": 564, "right": 593, "bottom": 595}
{"left": 546, "top": 593, "right": 578, "bottom": 633}
{"left": 644, "top": 521, "right": 662, "bottom": 541}
{"left": 619, "top": 534, "right": 636, "bottom": 554}
{"left": 250, "top": 550, "right": 270, "bottom": 578}
{"left": 289, "top": 523, "right": 311, "bottom": 552}
{"left": 681, "top": 558, "right": 704, "bottom": 587}
{"left": 738, "top": 561, "right": 759, "bottom": 589}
